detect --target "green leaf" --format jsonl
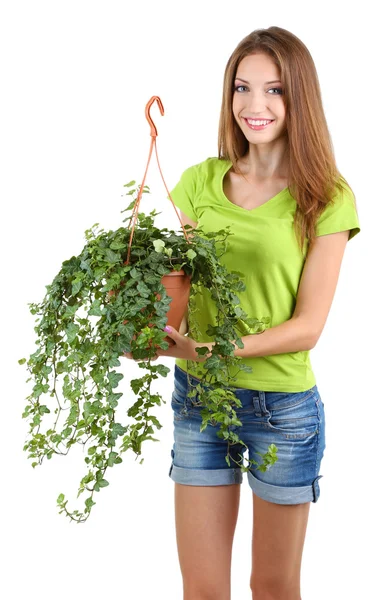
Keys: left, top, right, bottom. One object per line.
{"left": 110, "top": 240, "right": 127, "bottom": 250}
{"left": 234, "top": 306, "right": 244, "bottom": 317}
{"left": 153, "top": 364, "right": 170, "bottom": 377}
{"left": 143, "top": 273, "right": 160, "bottom": 285}
{"left": 203, "top": 354, "right": 221, "bottom": 369}
{"left": 98, "top": 479, "right": 109, "bottom": 488}
{"left": 111, "top": 423, "right": 127, "bottom": 438}
{"left": 88, "top": 300, "right": 103, "bottom": 316}
{"left": 18, "top": 358, "right": 26, "bottom": 365}
{"left": 153, "top": 239, "right": 165, "bottom": 253}
{"left": 65, "top": 322, "right": 79, "bottom": 343}
{"left": 71, "top": 280, "right": 83, "bottom": 295}
{"left": 108, "top": 451, "right": 119, "bottom": 467}
{"left": 105, "top": 249, "right": 121, "bottom": 263}
{"left": 85, "top": 497, "right": 96, "bottom": 510}
{"left": 107, "top": 392, "right": 123, "bottom": 408}
{"left": 64, "top": 304, "right": 79, "bottom": 318}
{"left": 107, "top": 371, "right": 124, "bottom": 388}
{"left": 130, "top": 267, "right": 142, "bottom": 279}
{"left": 235, "top": 337, "right": 244, "bottom": 349}
{"left": 137, "top": 281, "right": 151, "bottom": 296}
{"left": 186, "top": 249, "right": 197, "bottom": 260}
{"left": 195, "top": 346, "right": 211, "bottom": 356}
{"left": 57, "top": 493, "right": 65, "bottom": 504}
{"left": 130, "top": 378, "right": 144, "bottom": 394}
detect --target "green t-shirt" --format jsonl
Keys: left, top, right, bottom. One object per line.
{"left": 168, "top": 156, "right": 360, "bottom": 392}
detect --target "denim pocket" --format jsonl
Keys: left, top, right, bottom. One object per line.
{"left": 265, "top": 389, "right": 320, "bottom": 439}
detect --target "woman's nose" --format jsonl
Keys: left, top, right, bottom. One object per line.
{"left": 246, "top": 91, "right": 269, "bottom": 112}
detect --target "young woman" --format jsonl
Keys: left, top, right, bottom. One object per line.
{"left": 126, "top": 26, "right": 360, "bottom": 600}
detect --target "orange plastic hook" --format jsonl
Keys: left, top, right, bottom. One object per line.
{"left": 145, "top": 96, "right": 164, "bottom": 138}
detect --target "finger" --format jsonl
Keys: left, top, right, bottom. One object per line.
{"left": 164, "top": 325, "right": 183, "bottom": 343}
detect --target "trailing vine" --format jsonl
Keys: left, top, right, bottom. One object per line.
{"left": 19, "top": 181, "right": 277, "bottom": 523}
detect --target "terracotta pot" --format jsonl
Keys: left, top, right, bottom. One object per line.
{"left": 161, "top": 269, "right": 191, "bottom": 331}
{"left": 109, "top": 269, "right": 191, "bottom": 348}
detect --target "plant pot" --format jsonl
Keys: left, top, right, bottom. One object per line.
{"left": 161, "top": 268, "right": 191, "bottom": 334}
{"left": 111, "top": 268, "right": 191, "bottom": 348}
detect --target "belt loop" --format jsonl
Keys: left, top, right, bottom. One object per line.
{"left": 258, "top": 390, "right": 269, "bottom": 416}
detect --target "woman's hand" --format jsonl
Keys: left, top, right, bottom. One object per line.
{"left": 156, "top": 326, "right": 214, "bottom": 361}
{"left": 122, "top": 326, "right": 214, "bottom": 362}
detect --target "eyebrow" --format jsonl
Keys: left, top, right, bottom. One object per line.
{"left": 234, "top": 77, "right": 282, "bottom": 84}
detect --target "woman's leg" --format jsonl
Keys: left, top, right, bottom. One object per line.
{"left": 174, "top": 482, "right": 241, "bottom": 600}
{"left": 249, "top": 494, "right": 310, "bottom": 600}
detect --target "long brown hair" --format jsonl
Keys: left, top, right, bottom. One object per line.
{"left": 218, "top": 26, "right": 356, "bottom": 254}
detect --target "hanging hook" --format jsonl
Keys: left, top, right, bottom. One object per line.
{"left": 145, "top": 95, "right": 164, "bottom": 138}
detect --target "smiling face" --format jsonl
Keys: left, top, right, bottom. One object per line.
{"left": 232, "top": 53, "right": 287, "bottom": 143}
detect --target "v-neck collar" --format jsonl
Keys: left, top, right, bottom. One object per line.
{"left": 219, "top": 159, "right": 289, "bottom": 213}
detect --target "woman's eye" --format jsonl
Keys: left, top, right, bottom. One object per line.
{"left": 234, "top": 85, "right": 247, "bottom": 92}
{"left": 233, "top": 85, "right": 283, "bottom": 95}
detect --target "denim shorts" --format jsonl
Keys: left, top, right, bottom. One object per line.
{"left": 168, "top": 364, "right": 326, "bottom": 505}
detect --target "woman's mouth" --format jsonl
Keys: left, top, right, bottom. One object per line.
{"left": 243, "top": 118, "right": 274, "bottom": 131}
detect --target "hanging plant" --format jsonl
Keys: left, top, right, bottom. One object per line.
{"left": 19, "top": 96, "right": 278, "bottom": 523}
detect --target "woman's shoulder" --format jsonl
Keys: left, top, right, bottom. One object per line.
{"left": 316, "top": 175, "right": 360, "bottom": 240}
{"left": 181, "top": 156, "right": 231, "bottom": 181}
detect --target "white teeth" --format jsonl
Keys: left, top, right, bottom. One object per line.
{"left": 247, "top": 119, "right": 272, "bottom": 126}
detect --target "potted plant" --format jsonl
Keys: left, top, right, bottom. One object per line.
{"left": 19, "top": 97, "right": 278, "bottom": 523}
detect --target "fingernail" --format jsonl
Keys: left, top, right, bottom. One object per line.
{"left": 164, "top": 326, "right": 172, "bottom": 332}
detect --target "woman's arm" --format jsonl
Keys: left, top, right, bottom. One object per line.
{"left": 233, "top": 229, "right": 351, "bottom": 358}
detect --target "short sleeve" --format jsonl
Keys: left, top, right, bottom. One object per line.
{"left": 316, "top": 183, "right": 360, "bottom": 241}
{"left": 167, "top": 164, "right": 199, "bottom": 222}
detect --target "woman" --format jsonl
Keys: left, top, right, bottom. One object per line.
{"left": 127, "top": 26, "right": 360, "bottom": 600}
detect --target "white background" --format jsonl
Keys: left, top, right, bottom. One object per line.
{"left": 1, "top": 1, "right": 384, "bottom": 598}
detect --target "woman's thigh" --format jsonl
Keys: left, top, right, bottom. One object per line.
{"left": 173, "top": 482, "right": 241, "bottom": 600}
{"left": 250, "top": 494, "right": 311, "bottom": 597}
